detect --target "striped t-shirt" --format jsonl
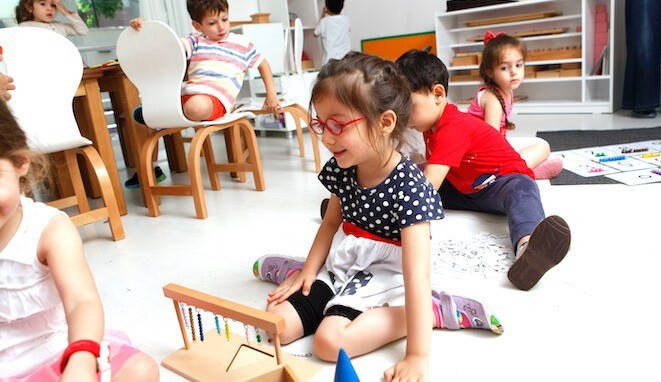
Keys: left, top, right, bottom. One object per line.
{"left": 181, "top": 33, "right": 263, "bottom": 111}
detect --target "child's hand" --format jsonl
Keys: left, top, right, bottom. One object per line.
{"left": 267, "top": 270, "right": 316, "bottom": 304}
{"left": 53, "top": 0, "right": 74, "bottom": 15}
{"left": 384, "top": 355, "right": 429, "bottom": 382}
{"left": 0, "top": 57, "right": 15, "bottom": 101}
{"left": 263, "top": 93, "right": 281, "bottom": 115}
{"left": 129, "top": 17, "right": 144, "bottom": 31}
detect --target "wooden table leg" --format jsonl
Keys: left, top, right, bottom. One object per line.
{"left": 74, "top": 78, "right": 127, "bottom": 215}
{"left": 164, "top": 132, "right": 188, "bottom": 173}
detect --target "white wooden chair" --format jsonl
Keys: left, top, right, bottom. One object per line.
{"left": 1, "top": 27, "right": 124, "bottom": 241}
{"left": 238, "top": 18, "right": 321, "bottom": 172}
{"left": 116, "top": 21, "right": 264, "bottom": 219}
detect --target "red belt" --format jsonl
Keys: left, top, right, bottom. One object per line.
{"left": 342, "top": 221, "right": 401, "bottom": 247}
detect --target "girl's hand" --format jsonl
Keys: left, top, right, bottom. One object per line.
{"left": 53, "top": 0, "right": 74, "bottom": 15}
{"left": 384, "top": 355, "right": 429, "bottom": 382}
{"left": 263, "top": 92, "right": 281, "bottom": 115}
{"left": 267, "top": 270, "right": 316, "bottom": 304}
{"left": 60, "top": 352, "right": 97, "bottom": 382}
{"left": 129, "top": 17, "right": 144, "bottom": 31}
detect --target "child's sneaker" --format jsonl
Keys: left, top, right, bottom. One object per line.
{"left": 124, "top": 166, "right": 167, "bottom": 189}
{"left": 533, "top": 158, "right": 563, "bottom": 179}
{"left": 432, "top": 290, "right": 503, "bottom": 334}
{"left": 508, "top": 215, "right": 571, "bottom": 290}
{"left": 253, "top": 255, "right": 305, "bottom": 285}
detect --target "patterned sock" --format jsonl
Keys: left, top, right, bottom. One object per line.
{"left": 432, "top": 291, "right": 503, "bottom": 334}
{"left": 533, "top": 158, "right": 563, "bottom": 179}
{"left": 253, "top": 255, "right": 304, "bottom": 285}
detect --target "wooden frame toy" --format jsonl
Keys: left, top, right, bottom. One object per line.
{"left": 162, "top": 283, "right": 320, "bottom": 381}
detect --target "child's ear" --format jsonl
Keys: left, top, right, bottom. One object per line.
{"left": 13, "top": 155, "right": 30, "bottom": 177}
{"left": 379, "top": 110, "right": 398, "bottom": 136}
{"left": 191, "top": 20, "right": 203, "bottom": 33}
{"left": 431, "top": 84, "right": 447, "bottom": 101}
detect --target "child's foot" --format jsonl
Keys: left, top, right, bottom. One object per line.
{"left": 508, "top": 215, "right": 571, "bottom": 291}
{"left": 533, "top": 158, "right": 563, "bottom": 179}
{"left": 253, "top": 255, "right": 305, "bottom": 285}
{"left": 133, "top": 105, "right": 145, "bottom": 125}
{"left": 124, "top": 166, "right": 166, "bottom": 189}
{"left": 432, "top": 291, "right": 503, "bottom": 334}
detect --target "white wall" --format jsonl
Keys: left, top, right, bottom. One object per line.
{"left": 343, "top": 0, "right": 440, "bottom": 51}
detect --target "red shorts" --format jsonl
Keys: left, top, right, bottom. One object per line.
{"left": 181, "top": 94, "right": 227, "bottom": 121}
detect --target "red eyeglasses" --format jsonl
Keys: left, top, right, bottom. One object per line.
{"left": 309, "top": 116, "right": 365, "bottom": 135}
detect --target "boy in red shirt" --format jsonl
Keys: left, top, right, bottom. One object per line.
{"left": 395, "top": 50, "right": 571, "bottom": 290}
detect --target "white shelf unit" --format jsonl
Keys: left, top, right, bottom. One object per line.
{"left": 256, "top": 0, "right": 325, "bottom": 71}
{"left": 435, "top": 0, "right": 625, "bottom": 114}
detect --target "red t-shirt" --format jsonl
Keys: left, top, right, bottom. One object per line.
{"left": 424, "top": 104, "right": 534, "bottom": 194}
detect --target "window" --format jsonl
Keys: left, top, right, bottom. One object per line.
{"left": 76, "top": 0, "right": 138, "bottom": 28}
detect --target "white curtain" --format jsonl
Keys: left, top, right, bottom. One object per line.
{"left": 139, "top": 0, "right": 193, "bottom": 36}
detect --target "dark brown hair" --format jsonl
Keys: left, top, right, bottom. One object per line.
{"left": 311, "top": 52, "right": 412, "bottom": 165}
{"left": 479, "top": 33, "right": 526, "bottom": 130}
{"left": 187, "top": 0, "right": 229, "bottom": 23}
{"left": 0, "top": 100, "right": 47, "bottom": 192}
{"left": 15, "top": 0, "right": 37, "bottom": 23}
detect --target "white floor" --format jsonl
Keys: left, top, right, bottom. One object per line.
{"left": 78, "top": 110, "right": 660, "bottom": 381}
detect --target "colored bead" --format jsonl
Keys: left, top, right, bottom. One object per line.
{"left": 224, "top": 317, "right": 230, "bottom": 341}
{"left": 197, "top": 312, "right": 204, "bottom": 342}
{"left": 256, "top": 334, "right": 262, "bottom": 343}
{"left": 652, "top": 169, "right": 661, "bottom": 176}
{"left": 215, "top": 316, "right": 221, "bottom": 335}
{"left": 188, "top": 307, "right": 196, "bottom": 342}
{"left": 180, "top": 303, "right": 189, "bottom": 329}
{"left": 598, "top": 155, "right": 625, "bottom": 162}
{"left": 244, "top": 324, "right": 250, "bottom": 345}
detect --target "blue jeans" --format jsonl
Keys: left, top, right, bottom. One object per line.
{"left": 622, "top": 0, "right": 661, "bottom": 112}
{"left": 439, "top": 174, "right": 545, "bottom": 251}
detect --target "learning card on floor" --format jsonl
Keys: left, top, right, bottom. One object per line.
{"left": 552, "top": 140, "right": 661, "bottom": 184}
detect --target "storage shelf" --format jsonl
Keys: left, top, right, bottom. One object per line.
{"left": 437, "top": 0, "right": 562, "bottom": 17}
{"left": 450, "top": 76, "right": 582, "bottom": 86}
{"left": 449, "top": 58, "right": 581, "bottom": 71}
{"left": 449, "top": 32, "right": 581, "bottom": 48}
{"left": 585, "top": 75, "right": 611, "bottom": 80}
{"left": 448, "top": 14, "right": 581, "bottom": 32}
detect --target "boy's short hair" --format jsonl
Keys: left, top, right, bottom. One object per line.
{"left": 325, "top": 0, "right": 344, "bottom": 14}
{"left": 187, "top": 0, "right": 228, "bottom": 23}
{"left": 395, "top": 49, "right": 449, "bottom": 95}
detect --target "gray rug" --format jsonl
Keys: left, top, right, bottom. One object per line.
{"left": 536, "top": 127, "right": 661, "bottom": 185}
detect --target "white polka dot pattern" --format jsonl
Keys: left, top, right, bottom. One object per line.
{"left": 319, "top": 156, "right": 444, "bottom": 241}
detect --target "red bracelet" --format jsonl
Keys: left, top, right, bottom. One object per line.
{"left": 59, "top": 339, "right": 101, "bottom": 373}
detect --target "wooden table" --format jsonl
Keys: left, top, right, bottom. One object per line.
{"left": 71, "top": 67, "right": 127, "bottom": 215}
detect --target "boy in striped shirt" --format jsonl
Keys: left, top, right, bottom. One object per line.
{"left": 129, "top": 0, "right": 281, "bottom": 122}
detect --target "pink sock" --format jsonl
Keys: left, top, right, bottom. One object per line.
{"left": 533, "top": 158, "right": 563, "bottom": 179}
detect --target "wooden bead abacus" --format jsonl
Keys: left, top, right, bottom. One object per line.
{"left": 162, "top": 283, "right": 319, "bottom": 381}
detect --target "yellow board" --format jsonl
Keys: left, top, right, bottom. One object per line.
{"left": 361, "top": 32, "right": 436, "bottom": 61}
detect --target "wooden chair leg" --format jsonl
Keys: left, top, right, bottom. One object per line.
{"left": 202, "top": 134, "right": 221, "bottom": 191}
{"left": 237, "top": 120, "right": 265, "bottom": 191}
{"left": 139, "top": 129, "right": 167, "bottom": 217}
{"left": 230, "top": 124, "right": 246, "bottom": 183}
{"left": 64, "top": 149, "right": 90, "bottom": 213}
{"left": 188, "top": 129, "right": 210, "bottom": 219}
{"left": 223, "top": 129, "right": 239, "bottom": 179}
{"left": 77, "top": 146, "right": 125, "bottom": 241}
{"left": 287, "top": 108, "right": 305, "bottom": 158}
{"left": 290, "top": 104, "right": 321, "bottom": 173}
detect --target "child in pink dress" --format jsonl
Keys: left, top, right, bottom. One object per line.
{"left": 467, "top": 31, "right": 562, "bottom": 179}
{"left": 0, "top": 100, "right": 158, "bottom": 382}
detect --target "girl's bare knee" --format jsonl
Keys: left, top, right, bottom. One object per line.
{"left": 313, "top": 327, "right": 343, "bottom": 362}
{"left": 115, "top": 352, "right": 159, "bottom": 382}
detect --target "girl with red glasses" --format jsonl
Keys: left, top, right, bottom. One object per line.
{"left": 255, "top": 52, "right": 502, "bottom": 382}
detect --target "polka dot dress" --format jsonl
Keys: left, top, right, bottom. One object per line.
{"left": 318, "top": 156, "right": 444, "bottom": 241}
